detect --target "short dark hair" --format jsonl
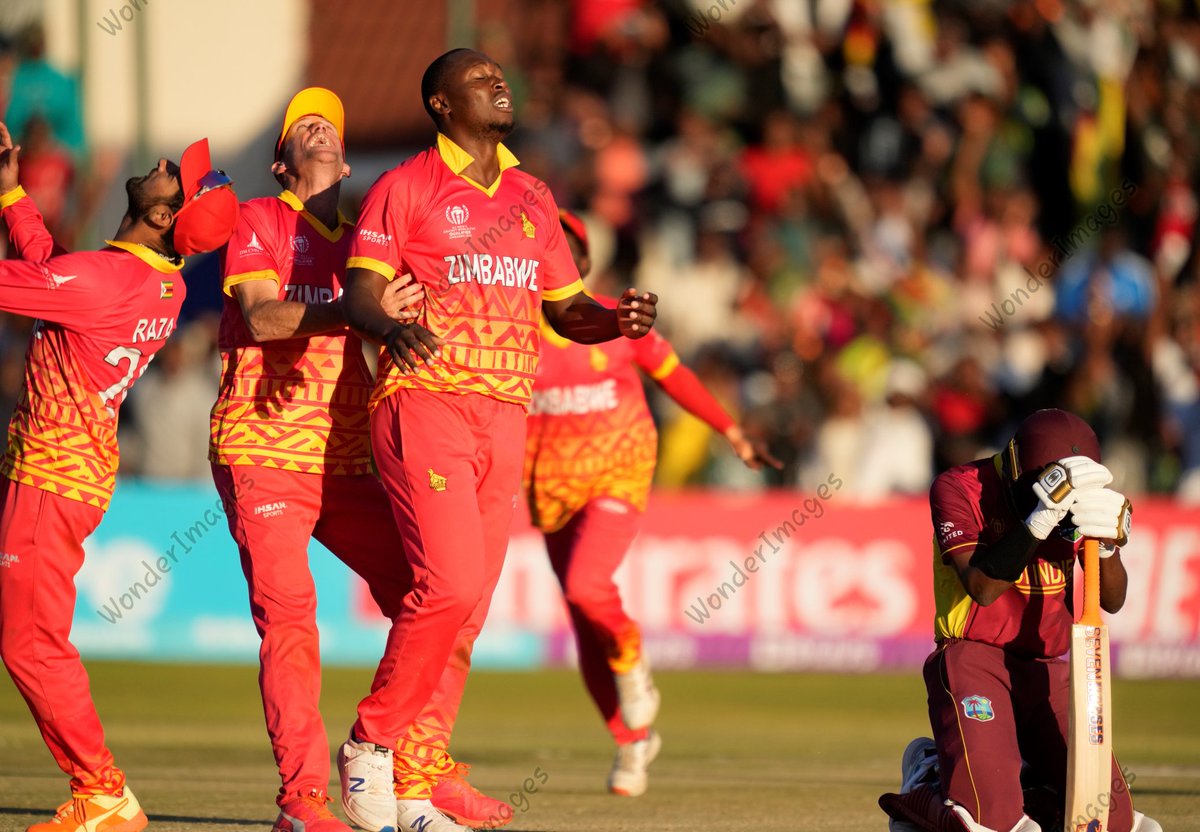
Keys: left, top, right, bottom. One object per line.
{"left": 421, "top": 48, "right": 475, "bottom": 120}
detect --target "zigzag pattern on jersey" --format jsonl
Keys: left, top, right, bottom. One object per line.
{"left": 211, "top": 336, "right": 374, "bottom": 473}
{"left": 373, "top": 286, "right": 545, "bottom": 406}
{"left": 392, "top": 708, "right": 455, "bottom": 800}
{"left": 2, "top": 330, "right": 118, "bottom": 509}
{"left": 525, "top": 404, "right": 659, "bottom": 533}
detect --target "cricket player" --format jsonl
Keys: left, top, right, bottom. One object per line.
{"left": 0, "top": 122, "right": 237, "bottom": 831}
{"left": 877, "top": 409, "right": 1162, "bottom": 832}
{"left": 211, "top": 88, "right": 512, "bottom": 832}
{"left": 524, "top": 209, "right": 779, "bottom": 796}
{"left": 338, "top": 48, "right": 659, "bottom": 832}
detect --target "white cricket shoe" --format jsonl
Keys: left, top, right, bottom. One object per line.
{"left": 607, "top": 730, "right": 662, "bottom": 797}
{"left": 1132, "top": 812, "right": 1163, "bottom": 832}
{"left": 614, "top": 657, "right": 660, "bottom": 730}
{"left": 396, "top": 799, "right": 472, "bottom": 832}
{"left": 338, "top": 735, "right": 397, "bottom": 831}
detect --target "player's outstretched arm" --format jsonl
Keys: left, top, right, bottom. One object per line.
{"left": 344, "top": 266, "right": 443, "bottom": 371}
{"left": 0, "top": 120, "right": 63, "bottom": 262}
{"left": 648, "top": 360, "right": 781, "bottom": 471}
{"left": 543, "top": 287, "right": 657, "bottom": 344}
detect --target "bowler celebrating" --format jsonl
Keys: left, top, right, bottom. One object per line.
{"left": 339, "top": 48, "right": 658, "bottom": 832}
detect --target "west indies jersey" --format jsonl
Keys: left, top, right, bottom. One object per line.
{"left": 0, "top": 187, "right": 185, "bottom": 510}
{"left": 346, "top": 134, "right": 584, "bottom": 408}
{"left": 524, "top": 298, "right": 678, "bottom": 533}
{"left": 209, "top": 191, "right": 373, "bottom": 475}
{"left": 930, "top": 455, "right": 1079, "bottom": 658}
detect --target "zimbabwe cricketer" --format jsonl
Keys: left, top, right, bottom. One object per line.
{"left": 210, "top": 87, "right": 510, "bottom": 832}
{"left": 0, "top": 122, "right": 237, "bottom": 831}
{"left": 878, "top": 409, "right": 1162, "bottom": 832}
{"left": 525, "top": 209, "right": 779, "bottom": 796}
{"left": 338, "top": 48, "right": 658, "bottom": 832}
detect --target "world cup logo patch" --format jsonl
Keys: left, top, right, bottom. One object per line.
{"left": 445, "top": 205, "right": 470, "bottom": 226}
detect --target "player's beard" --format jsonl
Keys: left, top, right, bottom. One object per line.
{"left": 477, "top": 118, "right": 515, "bottom": 143}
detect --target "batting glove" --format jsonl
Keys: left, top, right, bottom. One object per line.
{"left": 1070, "top": 487, "right": 1131, "bottom": 552}
{"left": 1026, "top": 456, "right": 1113, "bottom": 540}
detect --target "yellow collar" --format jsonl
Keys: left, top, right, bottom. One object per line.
{"left": 104, "top": 240, "right": 184, "bottom": 273}
{"left": 278, "top": 190, "right": 350, "bottom": 243}
{"left": 436, "top": 133, "right": 519, "bottom": 197}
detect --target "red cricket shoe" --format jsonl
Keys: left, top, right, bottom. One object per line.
{"left": 431, "top": 763, "right": 513, "bottom": 829}
{"left": 273, "top": 789, "right": 353, "bottom": 832}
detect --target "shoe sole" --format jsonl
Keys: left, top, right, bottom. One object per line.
{"left": 438, "top": 808, "right": 513, "bottom": 829}
{"left": 96, "top": 810, "right": 149, "bottom": 832}
{"left": 342, "top": 800, "right": 397, "bottom": 832}
{"left": 608, "top": 731, "right": 662, "bottom": 797}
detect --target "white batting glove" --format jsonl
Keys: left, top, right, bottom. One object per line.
{"left": 1070, "top": 487, "right": 1131, "bottom": 553}
{"left": 1026, "top": 456, "right": 1113, "bottom": 540}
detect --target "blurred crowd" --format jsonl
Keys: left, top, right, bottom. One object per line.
{"left": 4, "top": 0, "right": 1200, "bottom": 501}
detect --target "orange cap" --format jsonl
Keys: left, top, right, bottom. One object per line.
{"left": 276, "top": 87, "right": 345, "bottom": 158}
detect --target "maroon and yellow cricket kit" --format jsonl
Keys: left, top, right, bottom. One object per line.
{"left": 346, "top": 135, "right": 582, "bottom": 796}
{"left": 211, "top": 192, "right": 415, "bottom": 799}
{"left": 0, "top": 189, "right": 184, "bottom": 795}
{"left": 924, "top": 457, "right": 1134, "bottom": 831}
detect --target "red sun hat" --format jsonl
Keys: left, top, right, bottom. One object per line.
{"left": 173, "top": 138, "right": 239, "bottom": 256}
{"left": 558, "top": 208, "right": 589, "bottom": 256}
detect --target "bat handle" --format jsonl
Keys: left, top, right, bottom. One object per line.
{"left": 1081, "top": 537, "right": 1102, "bottom": 626}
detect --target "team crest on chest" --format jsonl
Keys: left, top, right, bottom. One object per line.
{"left": 520, "top": 211, "right": 536, "bottom": 238}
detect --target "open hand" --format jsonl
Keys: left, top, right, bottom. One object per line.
{"left": 725, "top": 425, "right": 783, "bottom": 471}
{"left": 0, "top": 122, "right": 21, "bottom": 194}
{"left": 617, "top": 287, "right": 658, "bottom": 338}
{"left": 384, "top": 322, "right": 444, "bottom": 373}
{"left": 381, "top": 273, "right": 424, "bottom": 323}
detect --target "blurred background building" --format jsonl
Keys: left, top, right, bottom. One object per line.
{"left": 2, "top": 0, "right": 1200, "bottom": 501}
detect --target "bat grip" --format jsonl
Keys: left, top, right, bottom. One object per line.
{"left": 1081, "top": 537, "right": 1102, "bottom": 626}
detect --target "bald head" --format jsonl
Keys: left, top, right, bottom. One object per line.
{"left": 422, "top": 48, "right": 480, "bottom": 121}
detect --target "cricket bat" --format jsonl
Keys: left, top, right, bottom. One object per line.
{"left": 1065, "top": 538, "right": 1112, "bottom": 832}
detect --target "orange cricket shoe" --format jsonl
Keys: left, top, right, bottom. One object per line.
{"left": 431, "top": 763, "right": 513, "bottom": 829}
{"left": 26, "top": 788, "right": 148, "bottom": 832}
{"left": 273, "top": 789, "right": 353, "bottom": 832}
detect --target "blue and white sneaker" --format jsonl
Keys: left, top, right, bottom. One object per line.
{"left": 338, "top": 735, "right": 397, "bottom": 831}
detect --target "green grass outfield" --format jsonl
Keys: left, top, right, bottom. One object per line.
{"left": 1, "top": 663, "right": 1197, "bottom": 831}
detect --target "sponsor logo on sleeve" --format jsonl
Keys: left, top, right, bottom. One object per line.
{"left": 358, "top": 228, "right": 393, "bottom": 247}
